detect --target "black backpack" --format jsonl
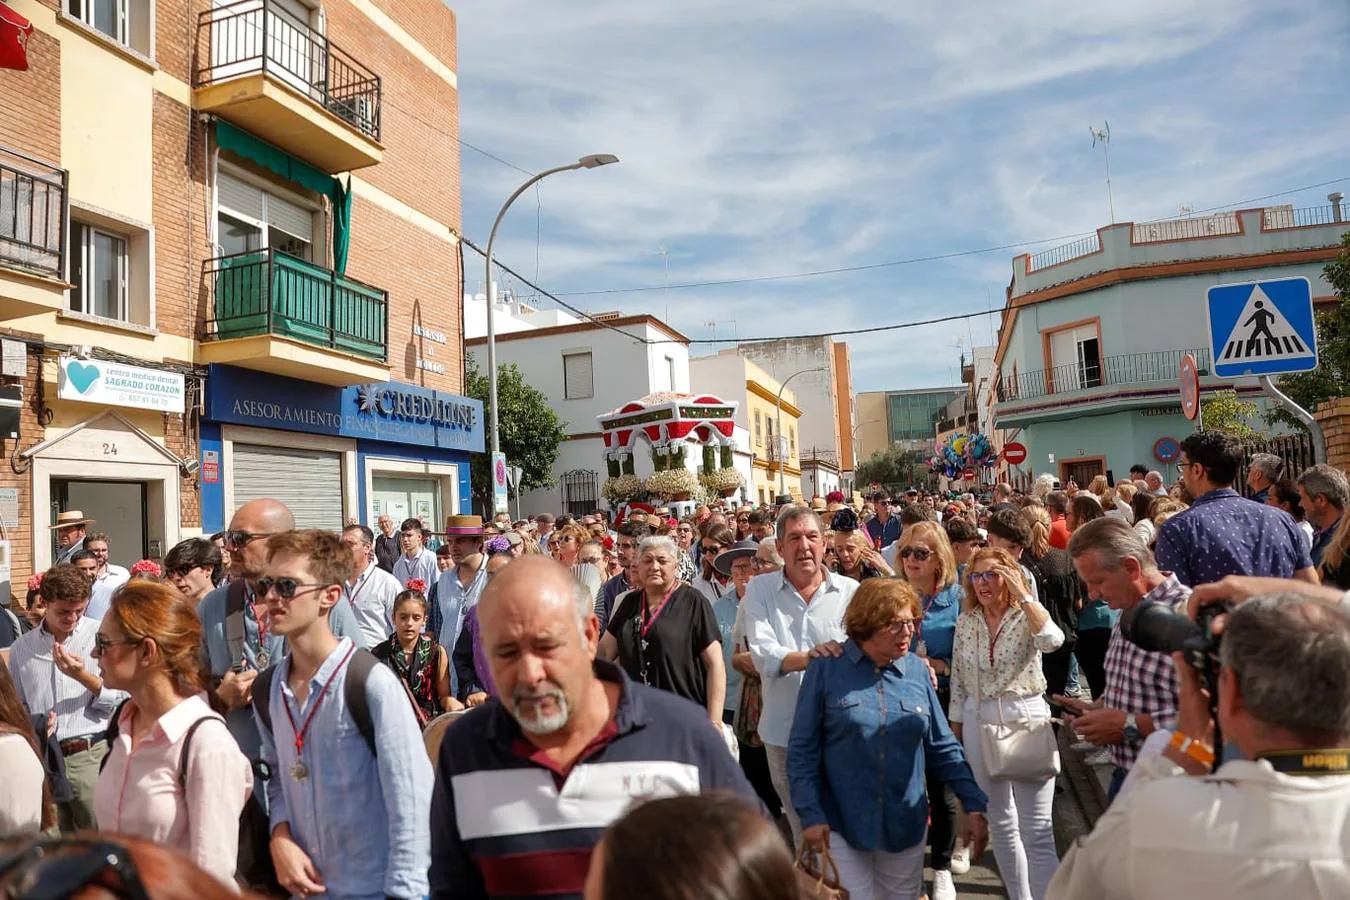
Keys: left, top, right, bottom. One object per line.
{"left": 251, "top": 648, "right": 380, "bottom": 758}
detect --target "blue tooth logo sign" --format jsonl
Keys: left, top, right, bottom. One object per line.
{"left": 65, "top": 361, "right": 100, "bottom": 394}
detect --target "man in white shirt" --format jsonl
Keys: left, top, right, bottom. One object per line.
{"left": 1049, "top": 591, "right": 1350, "bottom": 900}
{"left": 340, "top": 524, "right": 404, "bottom": 648}
{"left": 6, "top": 563, "right": 126, "bottom": 831}
{"left": 82, "top": 531, "right": 130, "bottom": 621}
{"left": 393, "top": 517, "right": 439, "bottom": 588}
{"left": 742, "top": 504, "right": 859, "bottom": 849}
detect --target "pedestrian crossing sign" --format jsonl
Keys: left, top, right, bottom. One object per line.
{"left": 1206, "top": 277, "right": 1318, "bottom": 378}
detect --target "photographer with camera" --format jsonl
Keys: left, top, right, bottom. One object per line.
{"left": 1047, "top": 590, "right": 1350, "bottom": 899}
{"left": 1054, "top": 519, "right": 1184, "bottom": 801}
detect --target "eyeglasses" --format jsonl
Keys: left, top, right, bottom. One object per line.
{"left": 252, "top": 577, "right": 332, "bottom": 600}
{"left": 1176, "top": 461, "right": 1196, "bottom": 473}
{"left": 899, "top": 547, "right": 932, "bottom": 561}
{"left": 222, "top": 529, "right": 277, "bottom": 549}
{"left": 887, "top": 619, "right": 919, "bottom": 634}
{"left": 700, "top": 544, "right": 722, "bottom": 554}
{"left": 0, "top": 837, "right": 151, "bottom": 900}
{"left": 969, "top": 571, "right": 1002, "bottom": 584}
{"left": 166, "top": 565, "right": 197, "bottom": 579}
{"left": 93, "top": 634, "right": 140, "bottom": 653}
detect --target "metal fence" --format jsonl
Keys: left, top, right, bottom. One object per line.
{"left": 561, "top": 470, "right": 599, "bottom": 518}
{"left": 1026, "top": 234, "right": 1101, "bottom": 272}
{"left": 0, "top": 148, "right": 66, "bottom": 278}
{"left": 1237, "top": 432, "right": 1317, "bottom": 497}
{"left": 1265, "top": 205, "right": 1347, "bottom": 230}
{"left": 999, "top": 348, "right": 1211, "bottom": 402}
{"left": 195, "top": 0, "right": 382, "bottom": 141}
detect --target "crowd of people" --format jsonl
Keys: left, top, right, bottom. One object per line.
{"left": 0, "top": 429, "right": 1347, "bottom": 899}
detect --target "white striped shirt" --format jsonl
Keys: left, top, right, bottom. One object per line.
{"left": 6, "top": 617, "right": 125, "bottom": 740}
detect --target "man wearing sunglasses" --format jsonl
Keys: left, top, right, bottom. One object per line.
{"left": 256, "top": 530, "right": 432, "bottom": 900}
{"left": 7, "top": 563, "right": 127, "bottom": 831}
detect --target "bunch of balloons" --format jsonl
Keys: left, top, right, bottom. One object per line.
{"left": 929, "top": 432, "right": 998, "bottom": 477}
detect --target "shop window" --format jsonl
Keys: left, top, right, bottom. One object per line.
{"left": 563, "top": 352, "right": 593, "bottom": 400}
{"left": 69, "top": 218, "right": 151, "bottom": 326}
{"left": 67, "top": 0, "right": 152, "bottom": 55}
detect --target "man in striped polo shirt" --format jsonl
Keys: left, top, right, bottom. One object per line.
{"left": 430, "top": 556, "right": 761, "bottom": 899}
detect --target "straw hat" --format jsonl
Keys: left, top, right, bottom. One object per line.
{"left": 444, "top": 514, "right": 485, "bottom": 536}
{"left": 50, "top": 510, "right": 94, "bottom": 530}
{"left": 713, "top": 540, "right": 759, "bottom": 578}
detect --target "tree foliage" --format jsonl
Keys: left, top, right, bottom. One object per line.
{"left": 1270, "top": 232, "right": 1350, "bottom": 428}
{"left": 464, "top": 358, "right": 567, "bottom": 513}
{"left": 1201, "top": 390, "right": 1261, "bottom": 440}
{"left": 855, "top": 445, "right": 926, "bottom": 492}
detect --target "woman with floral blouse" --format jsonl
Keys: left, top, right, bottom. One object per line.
{"left": 949, "top": 548, "right": 1064, "bottom": 900}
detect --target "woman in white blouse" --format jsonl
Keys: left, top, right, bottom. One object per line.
{"left": 0, "top": 661, "right": 51, "bottom": 837}
{"left": 949, "top": 548, "right": 1064, "bottom": 900}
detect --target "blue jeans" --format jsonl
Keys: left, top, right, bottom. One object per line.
{"left": 1107, "top": 766, "right": 1128, "bottom": 804}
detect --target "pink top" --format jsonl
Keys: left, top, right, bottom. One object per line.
{"left": 93, "top": 693, "right": 253, "bottom": 887}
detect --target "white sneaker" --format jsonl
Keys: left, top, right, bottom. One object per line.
{"left": 949, "top": 840, "right": 971, "bottom": 875}
{"left": 932, "top": 868, "right": 957, "bottom": 900}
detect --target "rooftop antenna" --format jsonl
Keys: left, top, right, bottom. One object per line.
{"left": 1178, "top": 204, "right": 1193, "bottom": 218}
{"left": 1089, "top": 121, "right": 1116, "bottom": 223}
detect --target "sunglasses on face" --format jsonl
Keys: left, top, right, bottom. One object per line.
{"left": 167, "top": 565, "right": 197, "bottom": 579}
{"left": 253, "top": 577, "right": 331, "bottom": 600}
{"left": 94, "top": 634, "right": 140, "bottom": 653}
{"left": 900, "top": 547, "right": 932, "bottom": 561}
{"left": 969, "top": 571, "right": 1001, "bottom": 584}
{"left": 223, "top": 529, "right": 277, "bottom": 549}
{"left": 701, "top": 544, "right": 722, "bottom": 554}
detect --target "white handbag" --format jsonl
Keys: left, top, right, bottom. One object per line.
{"left": 973, "top": 635, "right": 1060, "bottom": 781}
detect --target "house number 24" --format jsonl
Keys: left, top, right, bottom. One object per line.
{"left": 102, "top": 443, "right": 118, "bottom": 456}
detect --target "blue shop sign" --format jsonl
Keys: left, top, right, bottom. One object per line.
{"left": 205, "top": 365, "right": 485, "bottom": 453}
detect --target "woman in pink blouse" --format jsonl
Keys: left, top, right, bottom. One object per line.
{"left": 92, "top": 580, "right": 253, "bottom": 888}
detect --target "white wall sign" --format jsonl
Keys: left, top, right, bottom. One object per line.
{"left": 413, "top": 324, "right": 447, "bottom": 344}
{"left": 57, "top": 356, "right": 186, "bottom": 413}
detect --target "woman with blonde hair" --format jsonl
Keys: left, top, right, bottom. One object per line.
{"left": 1019, "top": 503, "right": 1080, "bottom": 705}
{"left": 1319, "top": 514, "right": 1350, "bottom": 589}
{"left": 1087, "top": 475, "right": 1108, "bottom": 500}
{"left": 894, "top": 521, "right": 967, "bottom": 893}
{"left": 92, "top": 581, "right": 252, "bottom": 887}
{"left": 950, "top": 548, "right": 1063, "bottom": 900}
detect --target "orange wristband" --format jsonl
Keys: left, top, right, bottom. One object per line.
{"left": 1169, "top": 730, "right": 1216, "bottom": 766}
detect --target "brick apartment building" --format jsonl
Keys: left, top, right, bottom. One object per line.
{"left": 0, "top": 0, "right": 481, "bottom": 592}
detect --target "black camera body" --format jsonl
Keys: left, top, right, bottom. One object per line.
{"left": 1121, "top": 600, "right": 1225, "bottom": 691}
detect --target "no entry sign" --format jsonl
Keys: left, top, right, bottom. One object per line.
{"left": 1003, "top": 442, "right": 1027, "bottom": 465}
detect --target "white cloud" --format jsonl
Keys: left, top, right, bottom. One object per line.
{"left": 448, "top": 0, "right": 1349, "bottom": 391}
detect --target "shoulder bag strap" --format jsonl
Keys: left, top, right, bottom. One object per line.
{"left": 176, "top": 715, "right": 226, "bottom": 790}
{"left": 225, "top": 579, "right": 249, "bottom": 667}
{"left": 344, "top": 649, "right": 379, "bottom": 759}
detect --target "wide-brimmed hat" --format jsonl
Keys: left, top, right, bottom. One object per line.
{"left": 50, "top": 510, "right": 94, "bottom": 530}
{"left": 713, "top": 540, "right": 759, "bottom": 578}
{"left": 444, "top": 514, "right": 485, "bottom": 536}
{"left": 809, "top": 497, "right": 827, "bottom": 512}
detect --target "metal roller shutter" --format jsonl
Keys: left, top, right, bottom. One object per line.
{"left": 217, "top": 172, "right": 314, "bottom": 242}
{"left": 233, "top": 444, "right": 342, "bottom": 531}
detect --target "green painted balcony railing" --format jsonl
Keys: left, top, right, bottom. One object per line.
{"left": 203, "top": 248, "right": 387, "bottom": 361}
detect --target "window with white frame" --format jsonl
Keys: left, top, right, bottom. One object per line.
{"left": 664, "top": 355, "right": 676, "bottom": 392}
{"left": 66, "top": 0, "right": 151, "bottom": 54}
{"left": 70, "top": 223, "right": 128, "bottom": 322}
{"left": 216, "top": 169, "right": 320, "bottom": 263}
{"left": 563, "top": 351, "right": 594, "bottom": 400}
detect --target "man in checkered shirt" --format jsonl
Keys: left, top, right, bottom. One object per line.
{"left": 1055, "top": 518, "right": 1186, "bottom": 802}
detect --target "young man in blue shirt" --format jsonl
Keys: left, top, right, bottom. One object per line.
{"left": 256, "top": 529, "right": 432, "bottom": 900}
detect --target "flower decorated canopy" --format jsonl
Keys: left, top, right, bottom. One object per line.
{"left": 597, "top": 392, "right": 738, "bottom": 458}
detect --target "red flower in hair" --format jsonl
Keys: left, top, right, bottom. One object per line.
{"left": 130, "top": 560, "right": 161, "bottom": 577}
{"left": 26, "top": 572, "right": 42, "bottom": 592}
{"left": 406, "top": 579, "right": 427, "bottom": 594}
{"left": 603, "top": 536, "right": 615, "bottom": 550}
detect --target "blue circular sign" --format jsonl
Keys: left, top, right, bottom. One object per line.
{"left": 1153, "top": 437, "right": 1181, "bottom": 464}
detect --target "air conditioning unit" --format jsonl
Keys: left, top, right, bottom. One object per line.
{"left": 332, "top": 96, "right": 376, "bottom": 134}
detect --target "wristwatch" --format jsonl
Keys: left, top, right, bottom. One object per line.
{"left": 1123, "top": 713, "right": 1141, "bottom": 742}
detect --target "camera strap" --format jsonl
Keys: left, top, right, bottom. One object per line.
{"left": 1257, "top": 749, "right": 1350, "bottom": 777}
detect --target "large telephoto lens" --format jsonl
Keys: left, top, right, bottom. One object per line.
{"left": 1120, "top": 600, "right": 1203, "bottom": 654}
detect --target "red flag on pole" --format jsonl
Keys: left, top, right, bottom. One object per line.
{"left": 0, "top": 3, "right": 34, "bottom": 72}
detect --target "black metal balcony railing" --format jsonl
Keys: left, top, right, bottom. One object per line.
{"left": 0, "top": 148, "right": 67, "bottom": 278}
{"left": 195, "top": 0, "right": 382, "bottom": 142}
{"left": 203, "top": 248, "right": 388, "bottom": 361}
{"left": 997, "top": 348, "right": 1211, "bottom": 403}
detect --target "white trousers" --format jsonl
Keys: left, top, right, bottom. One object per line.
{"left": 764, "top": 743, "right": 802, "bottom": 850}
{"left": 829, "top": 834, "right": 927, "bottom": 900}
{"left": 962, "top": 695, "right": 1060, "bottom": 900}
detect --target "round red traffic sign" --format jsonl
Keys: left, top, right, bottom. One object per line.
{"left": 1002, "top": 442, "right": 1028, "bottom": 465}
{"left": 1179, "top": 354, "right": 1200, "bottom": 421}
{"left": 963, "top": 468, "right": 976, "bottom": 480}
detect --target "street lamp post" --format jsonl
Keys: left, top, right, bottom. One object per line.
{"left": 484, "top": 155, "right": 620, "bottom": 464}
{"left": 775, "top": 367, "right": 828, "bottom": 501}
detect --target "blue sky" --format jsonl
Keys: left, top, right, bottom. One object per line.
{"left": 451, "top": 0, "right": 1349, "bottom": 393}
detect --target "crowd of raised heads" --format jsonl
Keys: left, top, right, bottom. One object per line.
{"left": 0, "top": 429, "right": 1348, "bottom": 899}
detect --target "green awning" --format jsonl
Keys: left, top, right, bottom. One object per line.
{"left": 215, "top": 121, "right": 351, "bottom": 274}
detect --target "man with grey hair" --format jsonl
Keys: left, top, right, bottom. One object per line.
{"left": 743, "top": 504, "right": 860, "bottom": 848}
{"left": 1245, "top": 452, "right": 1283, "bottom": 504}
{"left": 429, "top": 556, "right": 759, "bottom": 898}
{"left": 1297, "top": 463, "right": 1347, "bottom": 568}
{"left": 1144, "top": 470, "right": 1166, "bottom": 497}
{"left": 1055, "top": 517, "right": 1185, "bottom": 800}
{"left": 1048, "top": 593, "right": 1350, "bottom": 898}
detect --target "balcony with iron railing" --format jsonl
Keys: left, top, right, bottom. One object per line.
{"left": 0, "top": 147, "right": 70, "bottom": 317}
{"left": 199, "top": 248, "right": 390, "bottom": 385}
{"left": 193, "top": 0, "right": 383, "bottom": 173}
{"left": 996, "top": 348, "right": 1212, "bottom": 404}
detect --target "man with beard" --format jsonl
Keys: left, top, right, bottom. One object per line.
{"left": 429, "top": 557, "right": 760, "bottom": 900}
